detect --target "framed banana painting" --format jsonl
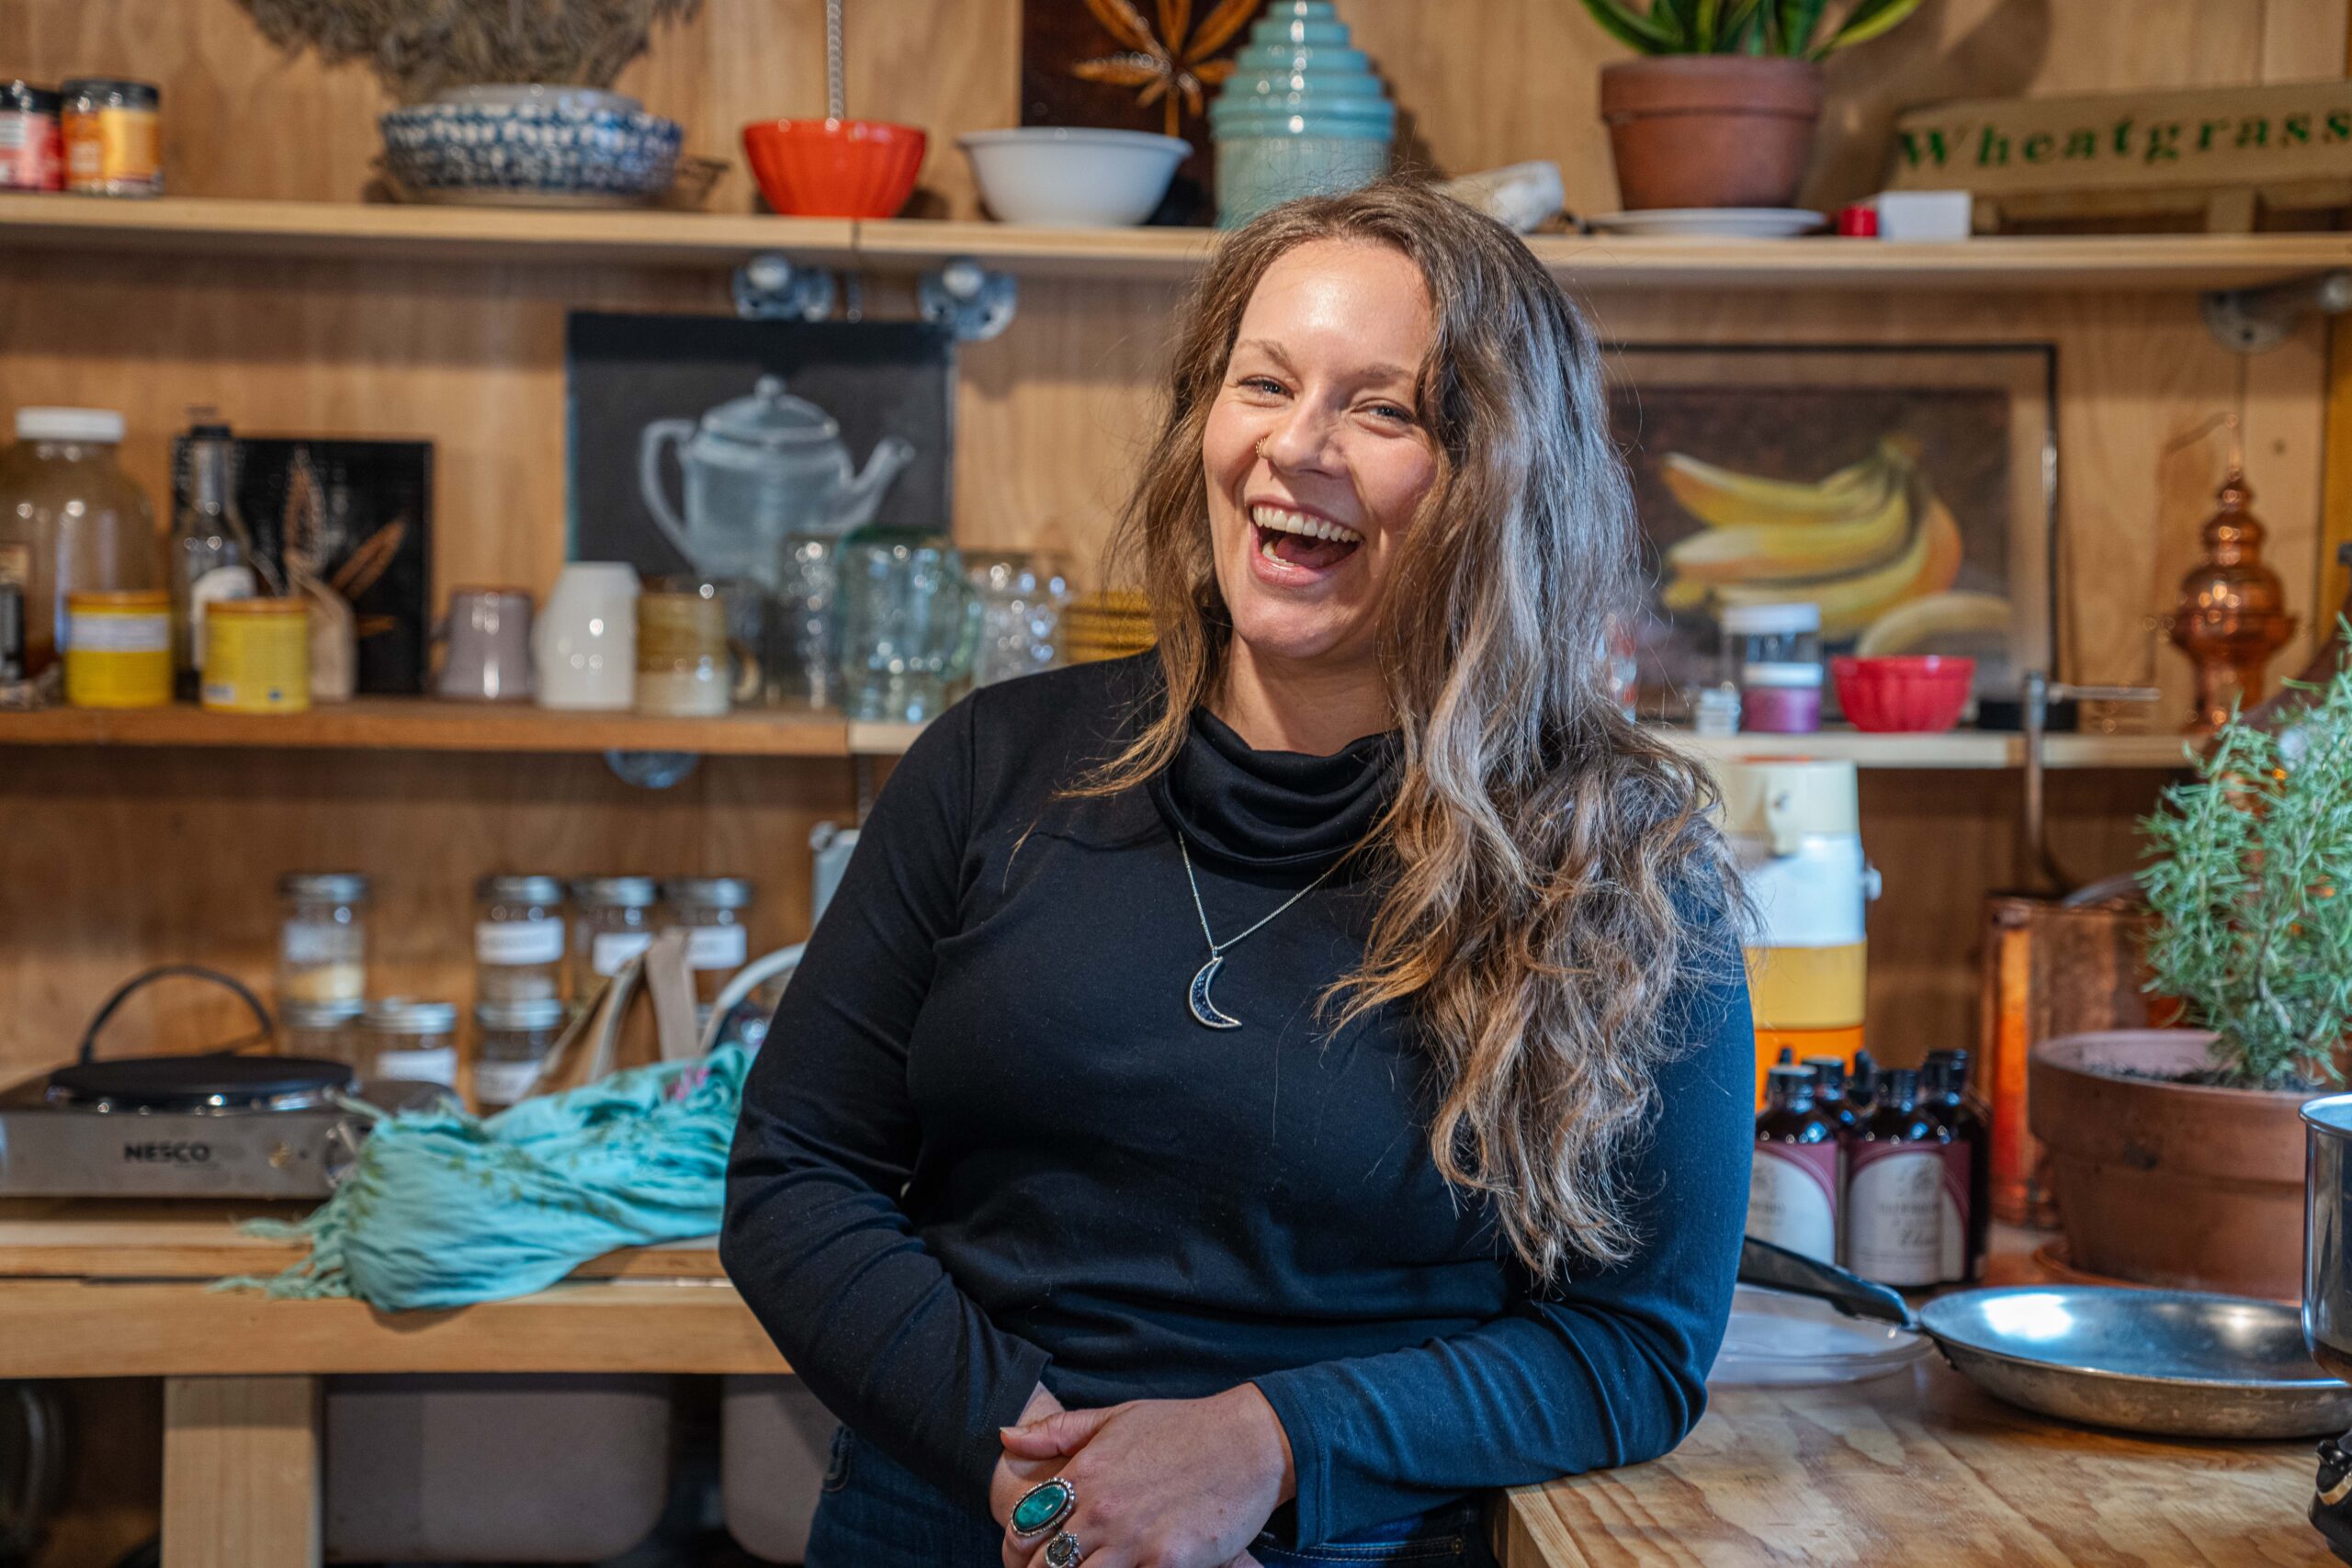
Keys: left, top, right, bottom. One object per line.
{"left": 1607, "top": 344, "right": 2056, "bottom": 716}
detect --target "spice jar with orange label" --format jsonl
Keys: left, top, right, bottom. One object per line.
{"left": 62, "top": 78, "right": 161, "bottom": 197}
{"left": 202, "top": 596, "right": 311, "bottom": 714}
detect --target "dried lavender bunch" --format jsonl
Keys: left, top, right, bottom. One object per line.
{"left": 234, "top": 0, "right": 703, "bottom": 101}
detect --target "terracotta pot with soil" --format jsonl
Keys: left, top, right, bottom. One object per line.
{"left": 1598, "top": 56, "right": 1824, "bottom": 210}
{"left": 2029, "top": 1028, "right": 2310, "bottom": 1300}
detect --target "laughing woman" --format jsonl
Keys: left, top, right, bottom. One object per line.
{"left": 721, "top": 178, "right": 1752, "bottom": 1568}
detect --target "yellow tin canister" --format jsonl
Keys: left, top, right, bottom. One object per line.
{"left": 202, "top": 596, "right": 311, "bottom": 714}
{"left": 64, "top": 589, "right": 171, "bottom": 708}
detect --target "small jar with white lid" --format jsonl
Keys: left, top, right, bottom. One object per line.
{"left": 662, "top": 876, "right": 754, "bottom": 1007}
{"left": 1721, "top": 603, "right": 1824, "bottom": 735}
{"left": 360, "top": 998, "right": 458, "bottom": 1087}
{"left": 473, "top": 998, "right": 568, "bottom": 1110}
{"left": 570, "top": 875, "right": 662, "bottom": 996}
{"left": 475, "top": 874, "right": 567, "bottom": 1003}
{"left": 280, "top": 998, "right": 364, "bottom": 1065}
{"left": 277, "top": 872, "right": 370, "bottom": 1006}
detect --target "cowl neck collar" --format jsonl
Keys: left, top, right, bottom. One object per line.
{"left": 1148, "top": 705, "right": 1399, "bottom": 870}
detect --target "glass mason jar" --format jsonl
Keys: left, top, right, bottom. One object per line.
{"left": 570, "top": 875, "right": 661, "bottom": 996}
{"left": 280, "top": 998, "right": 363, "bottom": 1065}
{"left": 473, "top": 998, "right": 568, "bottom": 1111}
{"left": 277, "top": 872, "right": 370, "bottom": 1006}
{"left": 474, "top": 874, "right": 567, "bottom": 1004}
{"left": 0, "top": 406, "right": 159, "bottom": 680}
{"left": 359, "top": 998, "right": 458, "bottom": 1087}
{"left": 662, "top": 876, "right": 753, "bottom": 1008}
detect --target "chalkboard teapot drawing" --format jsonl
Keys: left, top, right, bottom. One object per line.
{"left": 638, "top": 375, "right": 913, "bottom": 590}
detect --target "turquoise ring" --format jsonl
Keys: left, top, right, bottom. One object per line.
{"left": 1011, "top": 1476, "right": 1077, "bottom": 1539}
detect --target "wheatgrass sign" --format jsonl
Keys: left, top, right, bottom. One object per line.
{"left": 1890, "top": 83, "right": 2352, "bottom": 200}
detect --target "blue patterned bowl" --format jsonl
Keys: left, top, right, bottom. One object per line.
{"left": 380, "top": 85, "right": 684, "bottom": 202}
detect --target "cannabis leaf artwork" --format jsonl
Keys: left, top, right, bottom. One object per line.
{"left": 1072, "top": 0, "right": 1260, "bottom": 138}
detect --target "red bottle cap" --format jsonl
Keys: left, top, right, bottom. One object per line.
{"left": 1837, "top": 203, "right": 1880, "bottom": 238}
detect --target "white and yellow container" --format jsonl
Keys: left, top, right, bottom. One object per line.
{"left": 1715, "top": 757, "right": 1880, "bottom": 1107}
{"left": 63, "top": 589, "right": 170, "bottom": 708}
{"left": 202, "top": 596, "right": 311, "bottom": 714}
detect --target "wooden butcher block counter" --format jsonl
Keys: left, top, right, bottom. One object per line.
{"left": 0, "top": 1204, "right": 2335, "bottom": 1566}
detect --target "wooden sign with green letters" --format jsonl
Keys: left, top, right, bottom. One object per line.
{"left": 1889, "top": 83, "right": 2352, "bottom": 231}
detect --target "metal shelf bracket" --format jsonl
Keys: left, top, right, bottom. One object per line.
{"left": 2203, "top": 269, "right": 2352, "bottom": 354}
{"left": 920, "top": 257, "right": 1018, "bottom": 342}
{"left": 734, "top": 254, "right": 838, "bottom": 321}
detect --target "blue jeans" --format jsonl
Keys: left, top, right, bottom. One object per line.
{"left": 805, "top": 1427, "right": 1502, "bottom": 1568}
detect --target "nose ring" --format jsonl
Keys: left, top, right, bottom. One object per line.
{"left": 1256, "top": 436, "right": 1271, "bottom": 461}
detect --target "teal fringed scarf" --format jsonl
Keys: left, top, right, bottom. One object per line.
{"left": 225, "top": 1045, "right": 748, "bottom": 1311}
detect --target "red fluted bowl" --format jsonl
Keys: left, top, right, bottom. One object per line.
{"left": 741, "top": 118, "right": 926, "bottom": 218}
{"left": 1831, "top": 654, "right": 1976, "bottom": 732}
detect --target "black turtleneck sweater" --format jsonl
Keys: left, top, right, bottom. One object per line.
{"left": 721, "top": 654, "right": 1752, "bottom": 1546}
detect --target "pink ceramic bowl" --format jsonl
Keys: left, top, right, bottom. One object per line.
{"left": 742, "top": 118, "right": 926, "bottom": 218}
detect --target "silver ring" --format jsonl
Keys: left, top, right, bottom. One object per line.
{"left": 1045, "top": 1530, "right": 1083, "bottom": 1567}
{"left": 1011, "top": 1476, "right": 1077, "bottom": 1539}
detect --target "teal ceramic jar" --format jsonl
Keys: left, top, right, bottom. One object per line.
{"left": 1207, "top": 1, "right": 1394, "bottom": 228}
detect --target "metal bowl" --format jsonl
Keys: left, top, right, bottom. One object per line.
{"left": 1920, "top": 1286, "right": 2352, "bottom": 1439}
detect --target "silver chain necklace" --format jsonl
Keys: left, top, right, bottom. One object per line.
{"left": 1178, "top": 836, "right": 1343, "bottom": 1031}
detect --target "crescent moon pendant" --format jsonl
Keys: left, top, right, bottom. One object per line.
{"left": 1189, "top": 953, "right": 1244, "bottom": 1030}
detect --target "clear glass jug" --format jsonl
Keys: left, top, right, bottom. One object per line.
{"left": 837, "top": 526, "right": 981, "bottom": 723}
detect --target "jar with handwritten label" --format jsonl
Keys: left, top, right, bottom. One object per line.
{"left": 473, "top": 998, "right": 567, "bottom": 1110}
{"left": 277, "top": 872, "right": 370, "bottom": 1005}
{"left": 662, "top": 876, "right": 753, "bottom": 1007}
{"left": 570, "top": 875, "right": 661, "bottom": 996}
{"left": 474, "top": 874, "right": 567, "bottom": 1003}
{"left": 359, "top": 998, "right": 458, "bottom": 1088}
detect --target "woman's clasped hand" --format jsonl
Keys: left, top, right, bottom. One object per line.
{"left": 992, "top": 1385, "right": 1296, "bottom": 1568}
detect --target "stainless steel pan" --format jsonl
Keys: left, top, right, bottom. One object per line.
{"left": 1738, "top": 1237, "right": 2352, "bottom": 1439}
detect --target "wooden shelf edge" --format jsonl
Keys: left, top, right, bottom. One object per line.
{"left": 0, "top": 697, "right": 2199, "bottom": 768}
{"left": 0, "top": 697, "right": 852, "bottom": 757}
{"left": 5, "top": 194, "right": 2349, "bottom": 291}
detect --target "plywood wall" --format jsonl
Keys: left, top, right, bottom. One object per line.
{"left": 0, "top": 0, "right": 2345, "bottom": 1080}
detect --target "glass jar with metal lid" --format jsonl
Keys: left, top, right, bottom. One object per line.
{"left": 61, "top": 78, "right": 161, "bottom": 197}
{"left": 475, "top": 874, "right": 567, "bottom": 1003}
{"left": 360, "top": 998, "right": 458, "bottom": 1087}
{"left": 277, "top": 871, "right": 370, "bottom": 1005}
{"left": 570, "top": 875, "right": 662, "bottom": 997}
{"left": 473, "top": 998, "right": 568, "bottom": 1110}
{"left": 662, "top": 876, "right": 754, "bottom": 1007}
{"left": 280, "top": 998, "right": 364, "bottom": 1066}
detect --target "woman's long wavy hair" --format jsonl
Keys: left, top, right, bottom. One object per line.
{"left": 1082, "top": 177, "right": 1743, "bottom": 1283}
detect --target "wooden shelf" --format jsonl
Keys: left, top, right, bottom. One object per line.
{"left": 0, "top": 696, "right": 849, "bottom": 756}
{"left": 0, "top": 193, "right": 859, "bottom": 269}
{"left": 0, "top": 696, "right": 2204, "bottom": 767}
{"left": 5, "top": 194, "right": 2348, "bottom": 291}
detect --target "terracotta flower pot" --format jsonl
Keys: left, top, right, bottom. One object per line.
{"left": 1598, "top": 56, "right": 1824, "bottom": 211}
{"left": 2028, "top": 1029, "right": 2311, "bottom": 1300}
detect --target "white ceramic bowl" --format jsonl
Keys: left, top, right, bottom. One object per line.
{"left": 957, "top": 128, "right": 1190, "bottom": 227}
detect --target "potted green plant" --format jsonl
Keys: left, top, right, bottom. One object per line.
{"left": 1577, "top": 0, "right": 1927, "bottom": 211}
{"left": 2029, "top": 636, "right": 2352, "bottom": 1300}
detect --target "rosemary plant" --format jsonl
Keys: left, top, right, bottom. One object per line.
{"left": 1576, "top": 0, "right": 1926, "bottom": 57}
{"left": 2139, "top": 629, "right": 2352, "bottom": 1090}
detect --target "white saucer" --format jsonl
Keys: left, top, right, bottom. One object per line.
{"left": 1584, "top": 208, "right": 1827, "bottom": 239}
